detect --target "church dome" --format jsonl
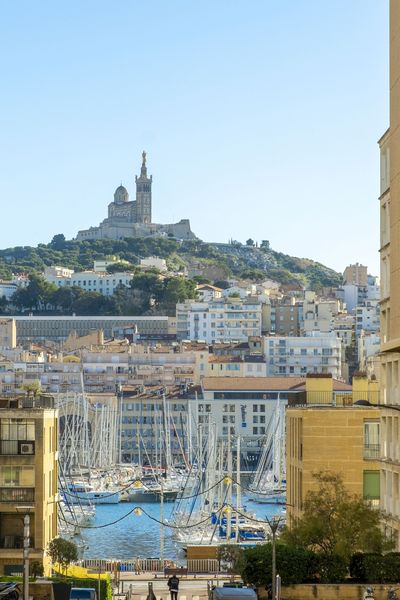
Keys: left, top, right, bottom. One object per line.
{"left": 114, "top": 185, "right": 129, "bottom": 204}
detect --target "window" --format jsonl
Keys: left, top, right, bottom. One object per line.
{"left": 289, "top": 366, "right": 294, "bottom": 374}
{"left": 260, "top": 415, "right": 265, "bottom": 424}
{"left": 260, "top": 405, "right": 265, "bottom": 412}
{"left": 230, "top": 405, "right": 235, "bottom": 413}
{"left": 229, "top": 416, "right": 235, "bottom": 423}
{"left": 222, "top": 426, "right": 228, "bottom": 435}
{"left": 364, "top": 422, "right": 380, "bottom": 459}
{"left": 223, "top": 416, "right": 228, "bottom": 424}
{"left": 0, "top": 466, "right": 35, "bottom": 487}
{"left": 0, "top": 419, "right": 35, "bottom": 441}
{"left": 301, "top": 349, "right": 307, "bottom": 355}
{"left": 253, "top": 405, "right": 258, "bottom": 412}
{"left": 363, "top": 470, "right": 380, "bottom": 505}
{"left": 253, "top": 427, "right": 258, "bottom": 435}
{"left": 253, "top": 416, "right": 258, "bottom": 423}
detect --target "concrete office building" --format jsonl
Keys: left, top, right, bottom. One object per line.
{"left": 11, "top": 315, "right": 176, "bottom": 343}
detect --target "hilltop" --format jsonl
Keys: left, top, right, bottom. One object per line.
{"left": 0, "top": 235, "right": 341, "bottom": 290}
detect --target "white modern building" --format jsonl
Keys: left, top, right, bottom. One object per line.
{"left": 44, "top": 266, "right": 133, "bottom": 296}
{"left": 264, "top": 334, "right": 343, "bottom": 379}
{"left": 176, "top": 298, "right": 262, "bottom": 343}
{"left": 355, "top": 301, "right": 380, "bottom": 336}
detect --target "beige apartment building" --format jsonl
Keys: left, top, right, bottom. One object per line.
{"left": 379, "top": 0, "right": 400, "bottom": 547}
{"left": 0, "top": 396, "right": 58, "bottom": 575}
{"left": 343, "top": 263, "right": 368, "bottom": 287}
{"left": 286, "top": 376, "right": 380, "bottom": 525}
{"left": 0, "top": 320, "right": 16, "bottom": 349}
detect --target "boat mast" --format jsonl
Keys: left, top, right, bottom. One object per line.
{"left": 236, "top": 434, "right": 241, "bottom": 541}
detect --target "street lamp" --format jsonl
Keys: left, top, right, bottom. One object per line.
{"left": 16, "top": 507, "right": 32, "bottom": 600}
{"left": 265, "top": 514, "right": 284, "bottom": 600}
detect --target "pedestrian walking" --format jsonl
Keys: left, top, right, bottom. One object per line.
{"left": 167, "top": 573, "right": 180, "bottom": 600}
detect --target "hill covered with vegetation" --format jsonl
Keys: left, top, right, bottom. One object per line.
{"left": 0, "top": 234, "right": 342, "bottom": 290}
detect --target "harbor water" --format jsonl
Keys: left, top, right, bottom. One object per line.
{"left": 80, "top": 497, "right": 284, "bottom": 560}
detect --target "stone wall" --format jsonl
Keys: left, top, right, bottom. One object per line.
{"left": 259, "top": 584, "right": 394, "bottom": 600}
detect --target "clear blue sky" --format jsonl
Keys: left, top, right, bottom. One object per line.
{"left": 0, "top": 0, "right": 388, "bottom": 275}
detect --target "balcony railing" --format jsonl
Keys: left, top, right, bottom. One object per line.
{"left": 0, "top": 488, "right": 35, "bottom": 502}
{"left": 288, "top": 391, "right": 380, "bottom": 407}
{"left": 0, "top": 536, "right": 34, "bottom": 549}
{"left": 364, "top": 444, "right": 380, "bottom": 459}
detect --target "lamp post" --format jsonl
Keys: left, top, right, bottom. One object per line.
{"left": 265, "top": 515, "right": 284, "bottom": 600}
{"left": 23, "top": 514, "right": 30, "bottom": 600}
{"left": 16, "top": 507, "right": 32, "bottom": 600}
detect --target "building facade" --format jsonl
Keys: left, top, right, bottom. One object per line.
{"left": 0, "top": 320, "right": 16, "bottom": 349}
{"left": 379, "top": 0, "right": 400, "bottom": 548}
{"left": 11, "top": 315, "right": 175, "bottom": 343}
{"left": 176, "top": 298, "right": 262, "bottom": 343}
{"left": 264, "top": 334, "right": 343, "bottom": 379}
{"left": 286, "top": 402, "right": 380, "bottom": 524}
{"left": 0, "top": 396, "right": 58, "bottom": 575}
{"left": 44, "top": 266, "right": 134, "bottom": 296}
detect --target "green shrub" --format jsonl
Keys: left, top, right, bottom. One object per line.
{"left": 51, "top": 577, "right": 112, "bottom": 600}
{"left": 350, "top": 552, "right": 400, "bottom": 583}
{"left": 316, "top": 553, "right": 347, "bottom": 583}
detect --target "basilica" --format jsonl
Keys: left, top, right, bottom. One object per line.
{"left": 76, "top": 152, "right": 195, "bottom": 241}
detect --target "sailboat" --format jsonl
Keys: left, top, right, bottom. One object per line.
{"left": 248, "top": 401, "right": 286, "bottom": 503}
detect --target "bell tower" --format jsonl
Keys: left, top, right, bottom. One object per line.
{"left": 135, "top": 151, "right": 152, "bottom": 224}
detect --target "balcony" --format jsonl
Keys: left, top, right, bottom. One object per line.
{"left": 364, "top": 444, "right": 380, "bottom": 460}
{"left": 0, "top": 536, "right": 34, "bottom": 549}
{"left": 0, "top": 488, "right": 35, "bottom": 503}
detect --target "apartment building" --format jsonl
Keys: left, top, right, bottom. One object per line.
{"left": 343, "top": 263, "right": 368, "bottom": 287}
{"left": 264, "top": 334, "right": 343, "bottom": 379}
{"left": 120, "top": 387, "right": 191, "bottom": 465}
{"left": 0, "top": 320, "right": 16, "bottom": 349}
{"left": 269, "top": 300, "right": 301, "bottom": 336}
{"left": 199, "top": 376, "right": 351, "bottom": 469}
{"left": 355, "top": 301, "right": 380, "bottom": 336}
{"left": 379, "top": 0, "right": 400, "bottom": 548}
{"left": 301, "top": 291, "right": 340, "bottom": 335}
{"left": 0, "top": 344, "right": 204, "bottom": 396}
{"left": 44, "top": 266, "right": 133, "bottom": 296}
{"left": 176, "top": 298, "right": 262, "bottom": 343}
{"left": 0, "top": 396, "right": 57, "bottom": 575}
{"left": 286, "top": 392, "right": 380, "bottom": 524}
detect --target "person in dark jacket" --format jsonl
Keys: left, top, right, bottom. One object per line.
{"left": 168, "top": 574, "right": 180, "bottom": 600}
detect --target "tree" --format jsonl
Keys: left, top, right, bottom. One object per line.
{"left": 106, "top": 262, "right": 136, "bottom": 274}
{"left": 47, "top": 537, "right": 79, "bottom": 575}
{"left": 217, "top": 545, "right": 243, "bottom": 574}
{"left": 281, "top": 471, "right": 393, "bottom": 562}
{"left": 245, "top": 238, "right": 255, "bottom": 247}
{"left": 12, "top": 273, "right": 57, "bottom": 312}
{"left": 239, "top": 543, "right": 320, "bottom": 586}
{"left": 50, "top": 234, "right": 67, "bottom": 250}
{"left": 30, "top": 560, "right": 44, "bottom": 579}
{"left": 22, "top": 380, "right": 41, "bottom": 397}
